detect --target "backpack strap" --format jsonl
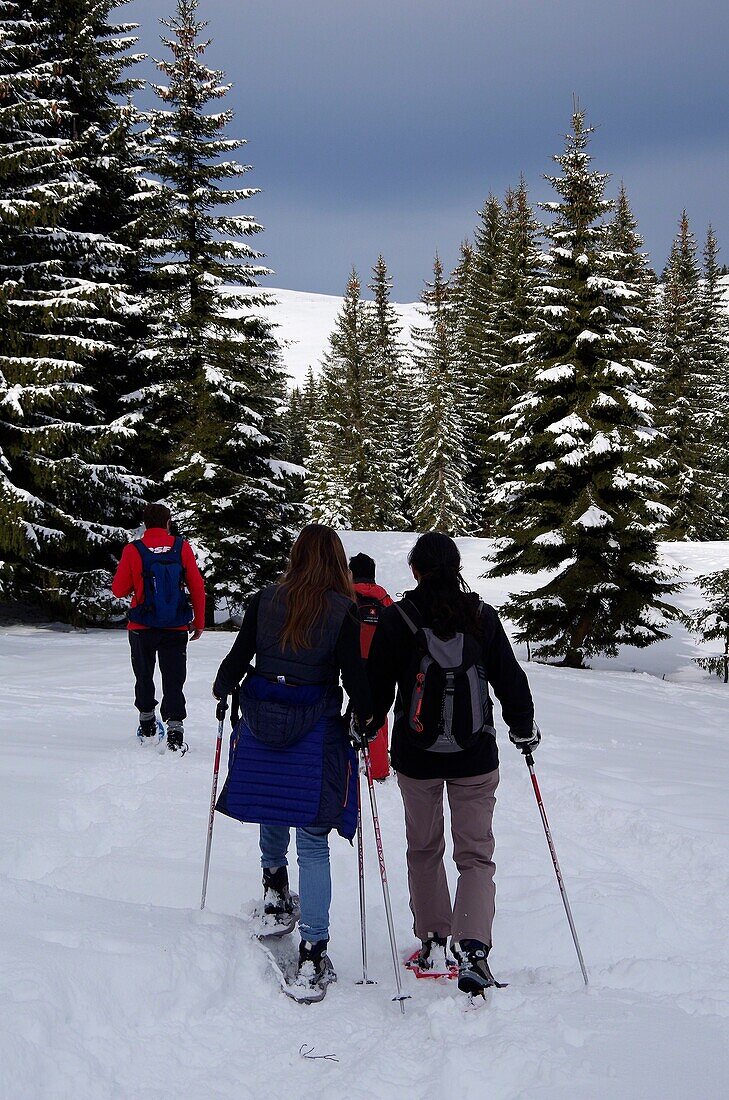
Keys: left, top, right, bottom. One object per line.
{"left": 441, "top": 670, "right": 456, "bottom": 741}
{"left": 393, "top": 598, "right": 423, "bottom": 635}
{"left": 393, "top": 599, "right": 429, "bottom": 733}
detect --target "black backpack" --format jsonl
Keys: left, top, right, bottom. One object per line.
{"left": 394, "top": 598, "right": 495, "bottom": 753}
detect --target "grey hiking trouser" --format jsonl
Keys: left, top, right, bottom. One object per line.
{"left": 396, "top": 769, "right": 499, "bottom": 946}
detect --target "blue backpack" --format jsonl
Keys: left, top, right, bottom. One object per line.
{"left": 127, "top": 537, "right": 194, "bottom": 629}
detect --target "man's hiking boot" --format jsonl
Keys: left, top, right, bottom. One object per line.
{"left": 166, "top": 722, "right": 187, "bottom": 754}
{"left": 452, "top": 939, "right": 499, "bottom": 995}
{"left": 138, "top": 715, "right": 158, "bottom": 739}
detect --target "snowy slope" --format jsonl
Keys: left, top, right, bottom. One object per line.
{"left": 227, "top": 276, "right": 729, "bottom": 390}
{"left": 226, "top": 286, "right": 421, "bottom": 387}
{"left": 2, "top": 535, "right": 729, "bottom": 1100}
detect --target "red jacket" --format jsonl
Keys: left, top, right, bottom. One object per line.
{"left": 112, "top": 528, "right": 206, "bottom": 631}
{"left": 353, "top": 581, "right": 393, "bottom": 658}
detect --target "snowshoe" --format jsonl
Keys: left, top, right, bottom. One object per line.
{"left": 291, "top": 939, "right": 336, "bottom": 1004}
{"left": 137, "top": 716, "right": 164, "bottom": 743}
{"left": 405, "top": 933, "right": 457, "bottom": 979}
{"left": 452, "top": 939, "right": 507, "bottom": 995}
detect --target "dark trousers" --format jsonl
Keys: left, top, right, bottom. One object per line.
{"left": 128, "top": 629, "right": 188, "bottom": 722}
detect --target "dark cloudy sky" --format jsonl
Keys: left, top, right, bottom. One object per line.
{"left": 127, "top": 0, "right": 729, "bottom": 300}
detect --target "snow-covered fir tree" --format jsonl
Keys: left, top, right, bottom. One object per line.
{"left": 683, "top": 569, "right": 729, "bottom": 683}
{"left": 410, "top": 256, "right": 473, "bottom": 535}
{"left": 488, "top": 109, "right": 675, "bottom": 667}
{"left": 0, "top": 0, "right": 145, "bottom": 621}
{"left": 307, "top": 270, "right": 376, "bottom": 527}
{"left": 484, "top": 178, "right": 544, "bottom": 531}
{"left": 697, "top": 226, "right": 729, "bottom": 530}
{"left": 141, "top": 0, "right": 296, "bottom": 616}
{"left": 367, "top": 255, "right": 409, "bottom": 529}
{"left": 457, "top": 196, "right": 505, "bottom": 518}
{"left": 653, "top": 212, "right": 723, "bottom": 539}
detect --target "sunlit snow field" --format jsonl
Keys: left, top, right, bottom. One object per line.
{"left": 1, "top": 533, "right": 729, "bottom": 1099}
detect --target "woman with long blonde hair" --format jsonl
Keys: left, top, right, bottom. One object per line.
{"left": 213, "top": 525, "right": 373, "bottom": 1000}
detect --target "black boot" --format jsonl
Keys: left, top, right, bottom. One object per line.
{"left": 166, "top": 722, "right": 187, "bottom": 754}
{"left": 410, "top": 933, "right": 454, "bottom": 972}
{"left": 137, "top": 715, "right": 158, "bottom": 739}
{"left": 262, "top": 866, "right": 294, "bottom": 919}
{"left": 295, "top": 938, "right": 336, "bottom": 1001}
{"left": 452, "top": 939, "right": 499, "bottom": 995}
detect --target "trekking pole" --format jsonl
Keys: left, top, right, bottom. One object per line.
{"left": 524, "top": 752, "right": 588, "bottom": 985}
{"left": 200, "top": 696, "right": 228, "bottom": 910}
{"left": 361, "top": 739, "right": 410, "bottom": 1013}
{"left": 355, "top": 769, "right": 375, "bottom": 985}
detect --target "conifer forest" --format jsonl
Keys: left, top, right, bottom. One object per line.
{"left": 1, "top": 0, "right": 728, "bottom": 667}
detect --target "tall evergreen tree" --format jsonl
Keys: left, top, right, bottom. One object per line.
{"left": 697, "top": 225, "right": 729, "bottom": 531}
{"left": 367, "top": 255, "right": 409, "bottom": 529}
{"left": 488, "top": 109, "right": 675, "bottom": 667}
{"left": 683, "top": 569, "right": 729, "bottom": 683}
{"left": 485, "top": 178, "right": 544, "bottom": 530}
{"left": 459, "top": 196, "right": 505, "bottom": 517}
{"left": 307, "top": 270, "right": 376, "bottom": 527}
{"left": 653, "top": 212, "right": 721, "bottom": 539}
{"left": 140, "top": 0, "right": 296, "bottom": 616}
{"left": 0, "top": 0, "right": 145, "bottom": 620}
{"left": 410, "top": 256, "right": 473, "bottom": 535}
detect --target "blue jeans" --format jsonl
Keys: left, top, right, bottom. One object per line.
{"left": 259, "top": 824, "right": 331, "bottom": 943}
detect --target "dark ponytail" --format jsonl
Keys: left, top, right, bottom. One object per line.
{"left": 408, "top": 532, "right": 481, "bottom": 638}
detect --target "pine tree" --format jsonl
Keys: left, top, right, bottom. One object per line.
{"left": 696, "top": 226, "right": 729, "bottom": 532}
{"left": 367, "top": 255, "right": 409, "bottom": 529}
{"left": 0, "top": 0, "right": 145, "bottom": 621}
{"left": 485, "top": 178, "right": 544, "bottom": 529}
{"left": 683, "top": 569, "right": 729, "bottom": 683}
{"left": 653, "top": 212, "right": 721, "bottom": 539}
{"left": 141, "top": 0, "right": 296, "bottom": 616}
{"left": 281, "top": 386, "right": 310, "bottom": 467}
{"left": 459, "top": 196, "right": 505, "bottom": 517}
{"left": 488, "top": 109, "right": 675, "bottom": 667}
{"left": 410, "top": 256, "right": 473, "bottom": 535}
{"left": 307, "top": 270, "right": 376, "bottom": 527}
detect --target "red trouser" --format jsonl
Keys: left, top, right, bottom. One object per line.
{"left": 368, "top": 717, "right": 390, "bottom": 779}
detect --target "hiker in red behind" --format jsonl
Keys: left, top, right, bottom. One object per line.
{"left": 349, "top": 553, "right": 393, "bottom": 780}
{"left": 112, "top": 503, "right": 205, "bottom": 752}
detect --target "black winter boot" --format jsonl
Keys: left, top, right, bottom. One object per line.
{"left": 138, "top": 715, "right": 158, "bottom": 739}
{"left": 410, "top": 933, "right": 454, "bottom": 972}
{"left": 262, "top": 866, "right": 294, "bottom": 919}
{"left": 166, "top": 722, "right": 187, "bottom": 754}
{"left": 295, "top": 939, "right": 336, "bottom": 1000}
{"left": 452, "top": 939, "right": 500, "bottom": 995}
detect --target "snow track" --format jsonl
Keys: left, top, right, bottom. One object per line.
{"left": 2, "top": 614, "right": 729, "bottom": 1098}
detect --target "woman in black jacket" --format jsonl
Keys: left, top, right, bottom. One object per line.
{"left": 367, "top": 532, "right": 539, "bottom": 994}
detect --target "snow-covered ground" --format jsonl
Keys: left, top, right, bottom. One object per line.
{"left": 240, "top": 278, "right": 729, "bottom": 389}
{"left": 252, "top": 286, "right": 421, "bottom": 386}
{"left": 2, "top": 535, "right": 729, "bottom": 1099}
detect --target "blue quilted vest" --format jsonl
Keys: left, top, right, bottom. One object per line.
{"left": 215, "top": 676, "right": 358, "bottom": 840}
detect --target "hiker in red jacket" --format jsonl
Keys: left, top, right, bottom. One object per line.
{"left": 349, "top": 553, "right": 393, "bottom": 780}
{"left": 112, "top": 503, "right": 205, "bottom": 752}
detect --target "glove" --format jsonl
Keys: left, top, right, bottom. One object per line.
{"left": 349, "top": 714, "right": 377, "bottom": 750}
{"left": 213, "top": 689, "right": 228, "bottom": 722}
{"left": 509, "top": 721, "right": 541, "bottom": 755}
